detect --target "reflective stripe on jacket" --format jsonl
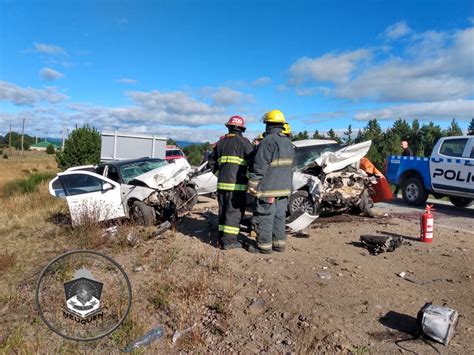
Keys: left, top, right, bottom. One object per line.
{"left": 209, "top": 132, "right": 254, "bottom": 191}
{"left": 248, "top": 127, "right": 295, "bottom": 198}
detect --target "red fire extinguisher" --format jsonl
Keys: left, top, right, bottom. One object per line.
{"left": 420, "top": 205, "right": 434, "bottom": 243}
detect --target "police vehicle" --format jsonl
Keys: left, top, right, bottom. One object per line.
{"left": 386, "top": 136, "right": 474, "bottom": 207}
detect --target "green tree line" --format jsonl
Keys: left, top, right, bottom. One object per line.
{"left": 0, "top": 132, "right": 38, "bottom": 150}
{"left": 292, "top": 118, "right": 474, "bottom": 170}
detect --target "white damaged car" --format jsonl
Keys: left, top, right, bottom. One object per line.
{"left": 289, "top": 140, "right": 377, "bottom": 217}
{"left": 189, "top": 139, "right": 377, "bottom": 218}
{"left": 49, "top": 157, "right": 198, "bottom": 226}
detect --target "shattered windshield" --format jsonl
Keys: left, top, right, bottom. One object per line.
{"left": 294, "top": 143, "right": 341, "bottom": 170}
{"left": 119, "top": 159, "right": 167, "bottom": 184}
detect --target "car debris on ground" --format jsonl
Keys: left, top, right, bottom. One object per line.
{"left": 417, "top": 303, "right": 459, "bottom": 346}
{"left": 124, "top": 326, "right": 165, "bottom": 352}
{"left": 360, "top": 234, "right": 403, "bottom": 255}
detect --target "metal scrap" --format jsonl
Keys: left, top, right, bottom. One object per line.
{"left": 360, "top": 234, "right": 403, "bottom": 255}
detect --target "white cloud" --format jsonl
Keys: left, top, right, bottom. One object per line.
{"left": 354, "top": 99, "right": 474, "bottom": 121}
{"left": 0, "top": 81, "right": 68, "bottom": 105}
{"left": 251, "top": 77, "right": 272, "bottom": 87}
{"left": 32, "top": 42, "right": 67, "bottom": 56}
{"left": 39, "top": 68, "right": 64, "bottom": 81}
{"left": 337, "top": 27, "right": 474, "bottom": 101}
{"left": 288, "top": 25, "right": 474, "bottom": 103}
{"left": 379, "top": 21, "right": 412, "bottom": 40}
{"left": 209, "top": 87, "right": 253, "bottom": 106}
{"left": 288, "top": 49, "right": 371, "bottom": 85}
{"left": 116, "top": 78, "right": 137, "bottom": 84}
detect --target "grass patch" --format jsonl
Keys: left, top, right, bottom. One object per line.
{"left": 2, "top": 172, "right": 56, "bottom": 197}
{"left": 0, "top": 253, "right": 16, "bottom": 274}
{"left": 110, "top": 316, "right": 146, "bottom": 351}
{"left": 207, "top": 301, "right": 226, "bottom": 315}
{"left": 1, "top": 325, "right": 26, "bottom": 352}
{"left": 149, "top": 283, "right": 172, "bottom": 310}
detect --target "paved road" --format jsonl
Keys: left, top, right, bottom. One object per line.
{"left": 374, "top": 197, "right": 474, "bottom": 235}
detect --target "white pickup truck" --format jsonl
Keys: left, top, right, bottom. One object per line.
{"left": 386, "top": 136, "right": 474, "bottom": 207}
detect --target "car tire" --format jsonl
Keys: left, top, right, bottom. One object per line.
{"left": 449, "top": 197, "right": 473, "bottom": 208}
{"left": 288, "top": 190, "right": 317, "bottom": 215}
{"left": 401, "top": 177, "right": 428, "bottom": 206}
{"left": 130, "top": 200, "right": 156, "bottom": 226}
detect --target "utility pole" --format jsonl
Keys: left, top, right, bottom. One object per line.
{"left": 21, "top": 117, "right": 25, "bottom": 157}
{"left": 8, "top": 123, "right": 12, "bottom": 156}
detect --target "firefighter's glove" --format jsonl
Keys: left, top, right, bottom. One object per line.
{"left": 247, "top": 186, "right": 257, "bottom": 197}
{"left": 247, "top": 179, "right": 259, "bottom": 197}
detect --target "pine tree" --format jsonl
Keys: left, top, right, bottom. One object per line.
{"left": 467, "top": 118, "right": 474, "bottom": 136}
{"left": 327, "top": 129, "right": 342, "bottom": 143}
{"left": 410, "top": 119, "right": 422, "bottom": 155}
{"left": 343, "top": 124, "right": 353, "bottom": 145}
{"left": 444, "top": 118, "right": 463, "bottom": 136}
{"left": 391, "top": 119, "right": 411, "bottom": 141}
{"left": 420, "top": 121, "right": 444, "bottom": 156}
{"left": 312, "top": 130, "right": 323, "bottom": 139}
{"left": 361, "top": 119, "right": 384, "bottom": 169}
{"left": 293, "top": 130, "right": 309, "bottom": 141}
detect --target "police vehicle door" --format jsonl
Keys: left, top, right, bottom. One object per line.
{"left": 430, "top": 137, "right": 474, "bottom": 198}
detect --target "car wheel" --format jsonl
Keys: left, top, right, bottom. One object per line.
{"left": 288, "top": 190, "right": 317, "bottom": 215}
{"left": 130, "top": 200, "right": 156, "bottom": 226}
{"left": 449, "top": 197, "right": 473, "bottom": 208}
{"left": 401, "top": 177, "right": 428, "bottom": 206}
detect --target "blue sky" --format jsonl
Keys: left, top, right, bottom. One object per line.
{"left": 1, "top": 0, "right": 473, "bottom": 142}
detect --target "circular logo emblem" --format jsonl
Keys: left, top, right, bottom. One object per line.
{"left": 35, "top": 250, "right": 132, "bottom": 341}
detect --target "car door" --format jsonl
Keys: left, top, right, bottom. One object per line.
{"left": 430, "top": 137, "right": 474, "bottom": 198}
{"left": 191, "top": 162, "right": 217, "bottom": 194}
{"left": 57, "top": 171, "right": 125, "bottom": 226}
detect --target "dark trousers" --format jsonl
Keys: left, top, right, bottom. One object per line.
{"left": 253, "top": 197, "right": 288, "bottom": 251}
{"left": 217, "top": 191, "right": 246, "bottom": 246}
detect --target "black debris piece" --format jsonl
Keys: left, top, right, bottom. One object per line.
{"left": 360, "top": 234, "right": 403, "bottom": 255}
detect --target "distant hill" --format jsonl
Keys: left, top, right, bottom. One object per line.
{"left": 175, "top": 140, "right": 198, "bottom": 147}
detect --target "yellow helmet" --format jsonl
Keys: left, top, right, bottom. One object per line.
{"left": 282, "top": 123, "right": 291, "bottom": 136}
{"left": 262, "top": 109, "right": 286, "bottom": 124}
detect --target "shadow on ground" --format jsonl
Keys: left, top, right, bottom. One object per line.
{"left": 177, "top": 214, "right": 219, "bottom": 247}
{"left": 379, "top": 310, "right": 418, "bottom": 334}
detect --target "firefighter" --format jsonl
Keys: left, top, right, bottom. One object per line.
{"left": 252, "top": 133, "right": 265, "bottom": 147}
{"left": 282, "top": 123, "right": 292, "bottom": 138}
{"left": 247, "top": 109, "right": 295, "bottom": 253}
{"left": 209, "top": 116, "right": 254, "bottom": 250}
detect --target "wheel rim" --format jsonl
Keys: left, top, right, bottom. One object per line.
{"left": 291, "top": 196, "right": 314, "bottom": 214}
{"left": 405, "top": 183, "right": 419, "bottom": 201}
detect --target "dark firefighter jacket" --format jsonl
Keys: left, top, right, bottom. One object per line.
{"left": 209, "top": 132, "right": 254, "bottom": 191}
{"left": 248, "top": 127, "right": 295, "bottom": 198}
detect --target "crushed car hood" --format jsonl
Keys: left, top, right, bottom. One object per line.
{"left": 131, "top": 158, "right": 192, "bottom": 190}
{"left": 315, "top": 141, "right": 372, "bottom": 173}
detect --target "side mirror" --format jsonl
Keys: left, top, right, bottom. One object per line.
{"left": 102, "top": 182, "right": 114, "bottom": 191}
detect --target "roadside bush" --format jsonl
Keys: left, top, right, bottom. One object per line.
{"left": 3, "top": 153, "right": 7, "bottom": 159}
{"left": 183, "top": 142, "right": 212, "bottom": 166}
{"left": 2, "top": 172, "right": 56, "bottom": 197}
{"left": 46, "top": 144, "right": 55, "bottom": 155}
{"left": 56, "top": 124, "right": 100, "bottom": 170}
